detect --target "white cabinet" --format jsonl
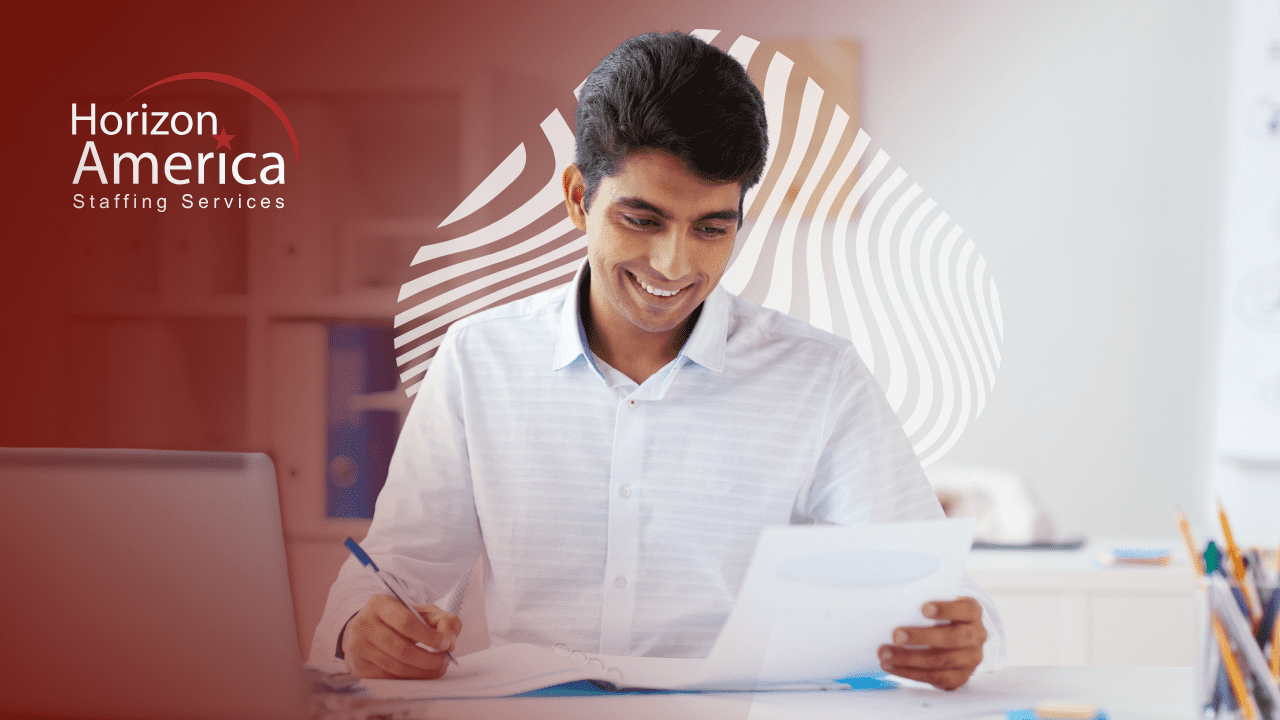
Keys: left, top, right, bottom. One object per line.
{"left": 967, "top": 539, "right": 1200, "bottom": 666}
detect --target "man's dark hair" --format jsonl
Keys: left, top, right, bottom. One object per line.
{"left": 574, "top": 32, "right": 768, "bottom": 220}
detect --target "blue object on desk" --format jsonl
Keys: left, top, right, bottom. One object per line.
{"left": 1110, "top": 548, "right": 1170, "bottom": 561}
{"left": 514, "top": 680, "right": 691, "bottom": 697}
{"left": 1006, "top": 710, "right": 1109, "bottom": 720}
{"left": 833, "top": 671, "right": 897, "bottom": 690}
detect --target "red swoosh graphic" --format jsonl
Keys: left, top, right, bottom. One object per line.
{"left": 128, "top": 72, "right": 300, "bottom": 164}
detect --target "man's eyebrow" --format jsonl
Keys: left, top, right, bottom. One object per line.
{"left": 615, "top": 197, "right": 740, "bottom": 223}
{"left": 696, "top": 209, "right": 742, "bottom": 223}
{"left": 616, "top": 197, "right": 670, "bottom": 218}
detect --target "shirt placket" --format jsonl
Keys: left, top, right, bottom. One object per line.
{"left": 599, "top": 386, "right": 643, "bottom": 655}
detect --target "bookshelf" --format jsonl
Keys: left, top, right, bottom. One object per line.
{"left": 59, "top": 90, "right": 475, "bottom": 654}
{"left": 59, "top": 61, "right": 568, "bottom": 653}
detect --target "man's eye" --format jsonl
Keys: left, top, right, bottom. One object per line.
{"left": 699, "top": 226, "right": 729, "bottom": 236}
{"left": 623, "top": 215, "right": 658, "bottom": 228}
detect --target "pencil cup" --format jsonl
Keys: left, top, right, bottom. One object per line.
{"left": 1196, "top": 587, "right": 1220, "bottom": 716}
{"left": 1201, "top": 575, "right": 1280, "bottom": 719}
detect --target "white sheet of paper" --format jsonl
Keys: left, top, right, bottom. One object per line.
{"left": 699, "top": 519, "right": 976, "bottom": 684}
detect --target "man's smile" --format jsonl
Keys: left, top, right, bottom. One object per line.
{"left": 629, "top": 270, "right": 689, "bottom": 299}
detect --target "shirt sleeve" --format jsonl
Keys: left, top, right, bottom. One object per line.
{"left": 793, "top": 345, "right": 1007, "bottom": 673}
{"left": 307, "top": 326, "right": 484, "bottom": 666}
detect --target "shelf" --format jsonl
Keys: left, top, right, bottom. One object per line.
{"left": 262, "top": 289, "right": 400, "bottom": 320}
{"left": 67, "top": 290, "right": 402, "bottom": 321}
{"left": 70, "top": 295, "right": 252, "bottom": 318}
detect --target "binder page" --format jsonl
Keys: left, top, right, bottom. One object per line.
{"left": 359, "top": 643, "right": 842, "bottom": 698}
{"left": 360, "top": 643, "right": 607, "bottom": 699}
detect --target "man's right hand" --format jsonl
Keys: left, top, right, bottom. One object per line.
{"left": 341, "top": 595, "right": 461, "bottom": 678}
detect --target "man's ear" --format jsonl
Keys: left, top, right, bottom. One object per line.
{"left": 563, "top": 164, "right": 588, "bottom": 231}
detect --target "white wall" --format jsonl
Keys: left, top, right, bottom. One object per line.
{"left": 724, "top": 0, "right": 1230, "bottom": 537}
{"left": 843, "top": 1, "right": 1228, "bottom": 538}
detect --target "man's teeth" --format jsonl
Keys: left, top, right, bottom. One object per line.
{"left": 638, "top": 278, "right": 680, "bottom": 297}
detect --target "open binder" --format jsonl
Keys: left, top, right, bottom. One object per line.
{"left": 360, "top": 642, "right": 873, "bottom": 699}
{"left": 352, "top": 519, "right": 975, "bottom": 700}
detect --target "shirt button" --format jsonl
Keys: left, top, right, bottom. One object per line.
{"left": 614, "top": 576, "right": 628, "bottom": 589}
{"left": 619, "top": 485, "right": 631, "bottom": 498}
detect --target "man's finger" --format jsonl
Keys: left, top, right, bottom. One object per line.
{"left": 416, "top": 604, "right": 462, "bottom": 652}
{"left": 921, "top": 597, "right": 982, "bottom": 622}
{"left": 891, "top": 621, "right": 986, "bottom": 649}
{"left": 354, "top": 607, "right": 450, "bottom": 672}
{"left": 378, "top": 623, "right": 454, "bottom": 671}
{"left": 880, "top": 644, "right": 982, "bottom": 672}
{"left": 352, "top": 632, "right": 450, "bottom": 679}
{"left": 882, "top": 664, "right": 973, "bottom": 691}
{"left": 371, "top": 596, "right": 448, "bottom": 649}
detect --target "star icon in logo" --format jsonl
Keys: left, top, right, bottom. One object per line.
{"left": 214, "top": 127, "right": 235, "bottom": 150}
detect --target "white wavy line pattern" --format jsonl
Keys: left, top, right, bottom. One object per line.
{"left": 391, "top": 33, "right": 1003, "bottom": 466}
{"left": 438, "top": 143, "right": 526, "bottom": 228}
{"left": 392, "top": 109, "right": 584, "bottom": 396}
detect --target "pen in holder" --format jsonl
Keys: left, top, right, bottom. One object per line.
{"left": 1180, "top": 506, "right": 1280, "bottom": 719}
{"left": 1197, "top": 564, "right": 1280, "bottom": 718}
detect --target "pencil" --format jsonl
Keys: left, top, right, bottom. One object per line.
{"left": 1176, "top": 505, "right": 1204, "bottom": 576}
{"left": 1220, "top": 500, "right": 1262, "bottom": 624}
{"left": 1220, "top": 500, "right": 1246, "bottom": 582}
{"left": 1271, "top": 617, "right": 1279, "bottom": 682}
{"left": 1214, "top": 614, "right": 1258, "bottom": 720}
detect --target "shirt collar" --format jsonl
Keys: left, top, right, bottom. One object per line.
{"left": 551, "top": 260, "right": 729, "bottom": 374}
{"left": 551, "top": 261, "right": 595, "bottom": 372}
{"left": 679, "top": 282, "right": 728, "bottom": 373}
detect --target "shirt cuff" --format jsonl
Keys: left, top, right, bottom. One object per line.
{"left": 972, "top": 591, "right": 1007, "bottom": 674}
{"left": 335, "top": 611, "right": 359, "bottom": 660}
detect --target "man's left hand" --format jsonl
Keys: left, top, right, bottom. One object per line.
{"left": 878, "top": 596, "right": 986, "bottom": 690}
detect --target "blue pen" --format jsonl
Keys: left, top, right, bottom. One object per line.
{"left": 1217, "top": 566, "right": 1252, "bottom": 620}
{"left": 344, "top": 537, "right": 459, "bottom": 667}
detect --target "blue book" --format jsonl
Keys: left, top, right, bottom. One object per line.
{"left": 326, "top": 324, "right": 398, "bottom": 519}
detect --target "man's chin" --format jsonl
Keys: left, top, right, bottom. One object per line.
{"left": 618, "top": 294, "right": 698, "bottom": 333}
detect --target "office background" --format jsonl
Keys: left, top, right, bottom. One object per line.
{"left": 4, "top": 0, "right": 1236, "bottom": 535}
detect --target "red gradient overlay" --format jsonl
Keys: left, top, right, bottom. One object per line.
{"left": 2, "top": 0, "right": 690, "bottom": 451}
{"left": 0, "top": 4, "right": 871, "bottom": 719}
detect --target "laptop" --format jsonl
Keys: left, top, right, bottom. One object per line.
{"left": 0, "top": 448, "right": 313, "bottom": 720}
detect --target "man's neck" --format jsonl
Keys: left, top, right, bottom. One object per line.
{"left": 580, "top": 276, "right": 700, "bottom": 384}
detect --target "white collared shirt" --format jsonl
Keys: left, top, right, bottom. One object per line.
{"left": 310, "top": 264, "right": 1005, "bottom": 668}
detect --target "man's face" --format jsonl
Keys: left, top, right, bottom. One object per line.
{"left": 565, "top": 149, "right": 741, "bottom": 342}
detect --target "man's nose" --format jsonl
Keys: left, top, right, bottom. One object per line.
{"left": 649, "top": 228, "right": 693, "bottom": 279}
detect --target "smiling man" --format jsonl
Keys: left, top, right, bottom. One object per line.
{"left": 568, "top": 148, "right": 740, "bottom": 384}
{"left": 312, "top": 31, "right": 1004, "bottom": 691}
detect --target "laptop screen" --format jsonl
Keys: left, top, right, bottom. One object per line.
{"left": 0, "top": 448, "right": 311, "bottom": 720}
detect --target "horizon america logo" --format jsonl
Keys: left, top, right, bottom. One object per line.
{"left": 71, "top": 72, "right": 299, "bottom": 212}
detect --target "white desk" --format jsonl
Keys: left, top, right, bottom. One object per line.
{"left": 321, "top": 666, "right": 1195, "bottom": 720}
{"left": 966, "top": 538, "right": 1200, "bottom": 666}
